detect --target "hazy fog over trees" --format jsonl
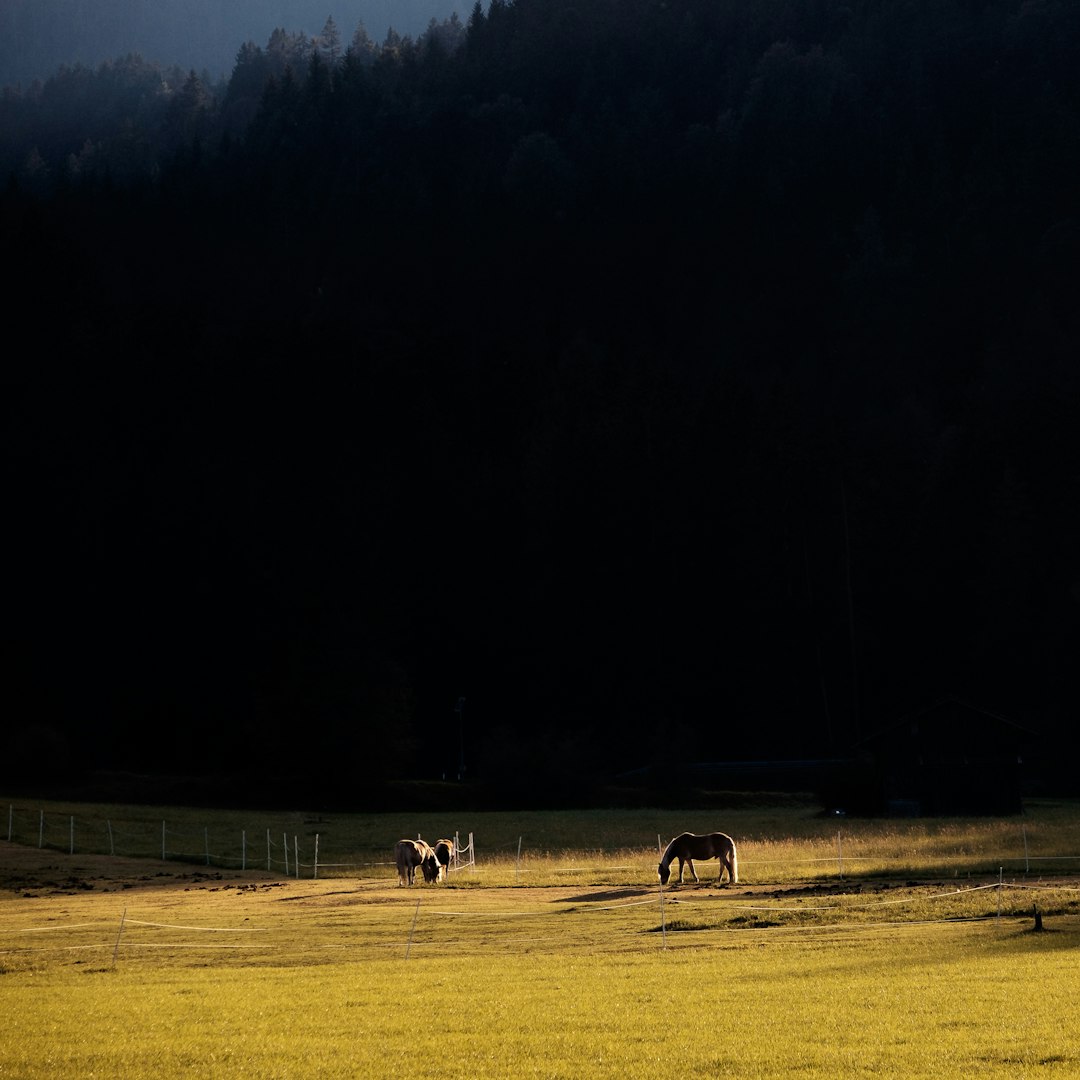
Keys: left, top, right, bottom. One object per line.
{"left": 0, "top": 0, "right": 466, "bottom": 86}
{"left": 2, "top": 0, "right": 1078, "bottom": 806}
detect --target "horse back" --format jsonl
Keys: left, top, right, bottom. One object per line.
{"left": 395, "top": 838, "right": 427, "bottom": 867}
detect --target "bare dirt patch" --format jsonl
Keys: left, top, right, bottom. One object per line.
{"left": 0, "top": 840, "right": 279, "bottom": 897}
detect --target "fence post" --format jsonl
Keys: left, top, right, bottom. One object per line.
{"left": 162, "top": 821, "right": 166, "bottom": 861}
{"left": 405, "top": 897, "right": 421, "bottom": 960}
{"left": 284, "top": 832, "right": 289, "bottom": 876}
{"left": 1023, "top": 825, "right": 1030, "bottom": 873}
{"left": 516, "top": 836, "right": 522, "bottom": 882}
{"left": 267, "top": 828, "right": 272, "bottom": 872}
{"left": 107, "top": 819, "right": 115, "bottom": 856}
{"left": 659, "top": 880, "right": 667, "bottom": 949}
{"left": 294, "top": 835, "right": 299, "bottom": 879}
{"left": 997, "top": 867, "right": 1003, "bottom": 922}
{"left": 314, "top": 834, "right": 319, "bottom": 880}
{"left": 204, "top": 827, "right": 211, "bottom": 866}
{"left": 242, "top": 830, "right": 247, "bottom": 871}
{"left": 39, "top": 810, "right": 44, "bottom": 849}
{"left": 837, "top": 830, "right": 844, "bottom": 880}
{"left": 112, "top": 908, "right": 127, "bottom": 967}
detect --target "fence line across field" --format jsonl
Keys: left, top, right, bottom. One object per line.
{"left": 7, "top": 804, "right": 1080, "bottom": 883}
{"left": 5, "top": 805, "right": 324, "bottom": 878}
{"left": 3, "top": 876, "right": 1075, "bottom": 965}
{"left": 5, "top": 805, "right": 482, "bottom": 881}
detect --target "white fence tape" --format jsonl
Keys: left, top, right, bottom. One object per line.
{"left": 4, "top": 876, "right": 1077, "bottom": 964}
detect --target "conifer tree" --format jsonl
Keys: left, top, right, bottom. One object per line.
{"left": 319, "top": 15, "right": 342, "bottom": 68}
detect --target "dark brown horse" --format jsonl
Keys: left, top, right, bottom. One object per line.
{"left": 395, "top": 839, "right": 439, "bottom": 885}
{"left": 657, "top": 832, "right": 738, "bottom": 886}
{"left": 432, "top": 838, "right": 455, "bottom": 883}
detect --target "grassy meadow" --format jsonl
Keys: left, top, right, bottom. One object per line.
{"left": 8, "top": 796, "right": 1080, "bottom": 883}
{"left": 3, "top": 796, "right": 1080, "bottom": 1077}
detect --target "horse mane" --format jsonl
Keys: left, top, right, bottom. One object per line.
{"left": 659, "top": 833, "right": 689, "bottom": 868}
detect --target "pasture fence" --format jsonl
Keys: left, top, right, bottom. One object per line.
{"left": 453, "top": 831, "right": 476, "bottom": 874}
{"left": 8, "top": 804, "right": 327, "bottom": 876}
{"left": 7, "top": 802, "right": 1080, "bottom": 885}
{"left": 3, "top": 804, "right": 483, "bottom": 882}
{"left": 6, "top": 875, "right": 1080, "bottom": 966}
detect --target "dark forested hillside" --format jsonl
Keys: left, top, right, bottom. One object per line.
{"left": 0, "top": 0, "right": 465, "bottom": 86}
{"left": 3, "top": 0, "right": 1079, "bottom": 806}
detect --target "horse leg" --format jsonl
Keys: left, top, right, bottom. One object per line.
{"left": 687, "top": 859, "right": 699, "bottom": 883}
{"left": 720, "top": 850, "right": 735, "bottom": 884}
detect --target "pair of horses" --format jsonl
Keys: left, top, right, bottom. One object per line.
{"left": 394, "top": 837, "right": 454, "bottom": 885}
{"left": 657, "top": 831, "right": 738, "bottom": 886}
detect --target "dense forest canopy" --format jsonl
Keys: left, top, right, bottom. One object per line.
{"left": 3, "top": 0, "right": 1079, "bottom": 805}
{"left": 0, "top": 0, "right": 466, "bottom": 86}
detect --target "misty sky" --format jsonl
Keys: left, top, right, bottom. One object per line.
{"left": 1, "top": 0, "right": 470, "bottom": 85}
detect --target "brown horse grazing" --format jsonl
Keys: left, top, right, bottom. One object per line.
{"left": 420, "top": 845, "right": 440, "bottom": 883}
{"left": 395, "top": 839, "right": 439, "bottom": 886}
{"left": 432, "top": 838, "right": 455, "bottom": 883}
{"left": 658, "top": 832, "right": 738, "bottom": 886}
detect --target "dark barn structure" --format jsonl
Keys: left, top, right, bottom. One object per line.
{"left": 848, "top": 697, "right": 1037, "bottom": 816}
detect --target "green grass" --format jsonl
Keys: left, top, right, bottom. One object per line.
{"left": 2, "top": 912, "right": 1079, "bottom": 1078}
{"left": 3, "top": 798, "right": 1080, "bottom": 1077}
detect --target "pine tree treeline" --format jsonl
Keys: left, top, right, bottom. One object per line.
{"left": 3, "top": 0, "right": 1079, "bottom": 800}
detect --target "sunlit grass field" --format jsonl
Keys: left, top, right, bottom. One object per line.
{"left": 8, "top": 796, "right": 1080, "bottom": 884}
{"left": 3, "top": 922, "right": 1079, "bottom": 1078}
{"left": 3, "top": 797, "right": 1080, "bottom": 1077}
